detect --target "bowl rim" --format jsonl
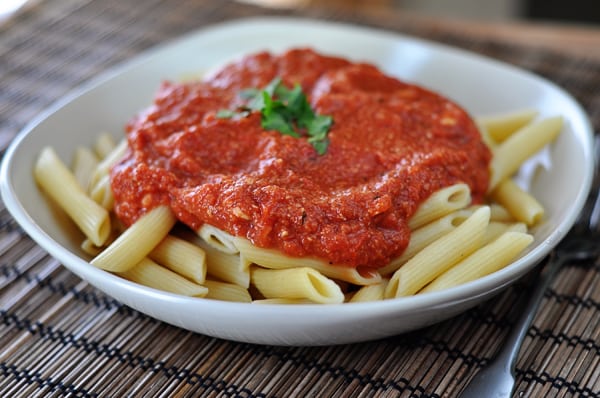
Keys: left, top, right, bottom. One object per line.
{"left": 0, "top": 16, "right": 595, "bottom": 341}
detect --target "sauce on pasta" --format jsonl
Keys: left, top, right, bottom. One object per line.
{"left": 111, "top": 48, "right": 491, "bottom": 268}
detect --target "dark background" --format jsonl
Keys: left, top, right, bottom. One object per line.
{"left": 525, "top": 0, "right": 600, "bottom": 24}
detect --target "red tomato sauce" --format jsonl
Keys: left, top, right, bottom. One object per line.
{"left": 110, "top": 48, "right": 491, "bottom": 268}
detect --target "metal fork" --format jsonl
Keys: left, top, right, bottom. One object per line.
{"left": 459, "top": 136, "right": 600, "bottom": 398}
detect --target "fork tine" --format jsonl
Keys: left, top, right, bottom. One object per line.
{"left": 572, "top": 135, "right": 600, "bottom": 233}
{"left": 587, "top": 135, "right": 600, "bottom": 230}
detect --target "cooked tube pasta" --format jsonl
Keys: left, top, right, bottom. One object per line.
{"left": 33, "top": 103, "right": 555, "bottom": 303}
{"left": 34, "top": 147, "right": 111, "bottom": 247}
{"left": 234, "top": 237, "right": 381, "bottom": 286}
{"left": 490, "top": 179, "right": 545, "bottom": 226}
{"left": 193, "top": 238, "right": 250, "bottom": 287}
{"left": 71, "top": 147, "right": 98, "bottom": 190}
{"left": 408, "top": 183, "right": 471, "bottom": 229}
{"left": 349, "top": 280, "right": 388, "bottom": 303}
{"left": 250, "top": 266, "right": 344, "bottom": 304}
{"left": 488, "top": 203, "right": 515, "bottom": 222}
{"left": 385, "top": 206, "right": 490, "bottom": 298}
{"left": 88, "top": 138, "right": 127, "bottom": 192}
{"left": 91, "top": 206, "right": 176, "bottom": 272}
{"left": 488, "top": 116, "right": 563, "bottom": 191}
{"left": 420, "top": 231, "right": 533, "bottom": 293}
{"left": 379, "top": 209, "right": 473, "bottom": 276}
{"left": 203, "top": 279, "right": 252, "bottom": 302}
{"left": 197, "top": 224, "right": 239, "bottom": 254}
{"left": 89, "top": 174, "right": 114, "bottom": 210}
{"left": 482, "top": 221, "right": 527, "bottom": 245}
{"left": 476, "top": 109, "right": 538, "bottom": 143}
{"left": 94, "top": 132, "right": 117, "bottom": 159}
{"left": 119, "top": 257, "right": 208, "bottom": 297}
{"left": 149, "top": 235, "right": 207, "bottom": 284}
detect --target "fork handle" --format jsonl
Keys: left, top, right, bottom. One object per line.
{"left": 498, "top": 254, "right": 563, "bottom": 368}
{"left": 460, "top": 254, "right": 564, "bottom": 398}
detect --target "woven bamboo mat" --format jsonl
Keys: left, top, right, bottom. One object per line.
{"left": 1, "top": 0, "right": 600, "bottom": 396}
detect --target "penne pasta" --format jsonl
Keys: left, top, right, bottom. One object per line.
{"left": 490, "top": 179, "right": 544, "bottom": 226}
{"left": 89, "top": 174, "right": 115, "bottom": 210}
{"left": 81, "top": 235, "right": 113, "bottom": 256}
{"left": 197, "top": 224, "right": 239, "bottom": 254}
{"left": 349, "top": 279, "right": 388, "bottom": 303}
{"left": 379, "top": 208, "right": 473, "bottom": 276}
{"left": 488, "top": 116, "right": 563, "bottom": 191}
{"left": 408, "top": 183, "right": 471, "bottom": 230}
{"left": 234, "top": 237, "right": 381, "bottom": 286}
{"left": 91, "top": 205, "right": 176, "bottom": 272}
{"left": 476, "top": 109, "right": 538, "bottom": 143}
{"left": 250, "top": 266, "right": 345, "bottom": 304}
{"left": 488, "top": 203, "right": 515, "bottom": 223}
{"left": 32, "top": 55, "right": 555, "bottom": 308}
{"left": 385, "top": 206, "right": 490, "bottom": 298}
{"left": 149, "top": 235, "right": 207, "bottom": 284}
{"left": 34, "top": 147, "right": 111, "bottom": 247}
{"left": 119, "top": 257, "right": 208, "bottom": 297}
{"left": 71, "top": 147, "right": 99, "bottom": 190}
{"left": 192, "top": 236, "right": 250, "bottom": 287}
{"left": 204, "top": 279, "right": 252, "bottom": 302}
{"left": 88, "top": 138, "right": 127, "bottom": 192}
{"left": 482, "top": 221, "right": 527, "bottom": 245}
{"left": 420, "top": 231, "right": 533, "bottom": 293}
{"left": 94, "top": 132, "right": 117, "bottom": 159}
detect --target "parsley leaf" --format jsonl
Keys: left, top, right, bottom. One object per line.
{"left": 261, "top": 91, "right": 300, "bottom": 137}
{"left": 217, "top": 77, "right": 333, "bottom": 154}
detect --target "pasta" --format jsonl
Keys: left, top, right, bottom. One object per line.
{"left": 34, "top": 147, "right": 111, "bottom": 247}
{"left": 94, "top": 132, "right": 118, "bottom": 159}
{"left": 71, "top": 147, "right": 99, "bottom": 190}
{"left": 149, "top": 235, "right": 207, "bottom": 284}
{"left": 476, "top": 108, "right": 538, "bottom": 143}
{"left": 420, "top": 231, "right": 533, "bottom": 293}
{"left": 90, "top": 205, "right": 176, "bottom": 272}
{"left": 34, "top": 110, "right": 561, "bottom": 303}
{"left": 234, "top": 237, "right": 382, "bottom": 286}
{"left": 197, "top": 224, "right": 240, "bottom": 254}
{"left": 408, "top": 183, "right": 471, "bottom": 230}
{"left": 250, "top": 266, "right": 345, "bottom": 304}
{"left": 200, "top": 240, "right": 251, "bottom": 288}
{"left": 31, "top": 50, "right": 564, "bottom": 304}
{"left": 385, "top": 206, "right": 490, "bottom": 298}
{"left": 119, "top": 257, "right": 208, "bottom": 297}
{"left": 88, "top": 138, "right": 127, "bottom": 192}
{"left": 378, "top": 208, "right": 473, "bottom": 275}
{"left": 488, "top": 116, "right": 563, "bottom": 190}
{"left": 203, "top": 279, "right": 252, "bottom": 302}
{"left": 490, "top": 179, "right": 544, "bottom": 226}
{"left": 89, "top": 174, "right": 114, "bottom": 210}
{"left": 349, "top": 280, "right": 389, "bottom": 303}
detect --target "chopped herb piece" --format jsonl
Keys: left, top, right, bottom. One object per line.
{"left": 215, "top": 109, "right": 237, "bottom": 119}
{"left": 308, "top": 136, "right": 330, "bottom": 155}
{"left": 261, "top": 92, "right": 300, "bottom": 137}
{"left": 239, "top": 88, "right": 260, "bottom": 100}
{"left": 217, "top": 77, "right": 333, "bottom": 154}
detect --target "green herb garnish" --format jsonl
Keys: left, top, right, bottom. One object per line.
{"left": 218, "top": 77, "right": 333, "bottom": 155}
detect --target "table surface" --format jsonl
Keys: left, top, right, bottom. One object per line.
{"left": 1, "top": 1, "right": 600, "bottom": 397}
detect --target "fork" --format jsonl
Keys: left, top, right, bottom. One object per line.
{"left": 459, "top": 136, "right": 600, "bottom": 398}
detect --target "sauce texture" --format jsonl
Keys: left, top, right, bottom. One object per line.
{"left": 111, "top": 48, "right": 491, "bottom": 268}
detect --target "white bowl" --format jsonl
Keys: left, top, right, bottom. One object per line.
{"left": 0, "top": 17, "right": 594, "bottom": 346}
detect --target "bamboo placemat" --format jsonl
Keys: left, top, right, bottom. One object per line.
{"left": 1, "top": 0, "right": 600, "bottom": 396}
